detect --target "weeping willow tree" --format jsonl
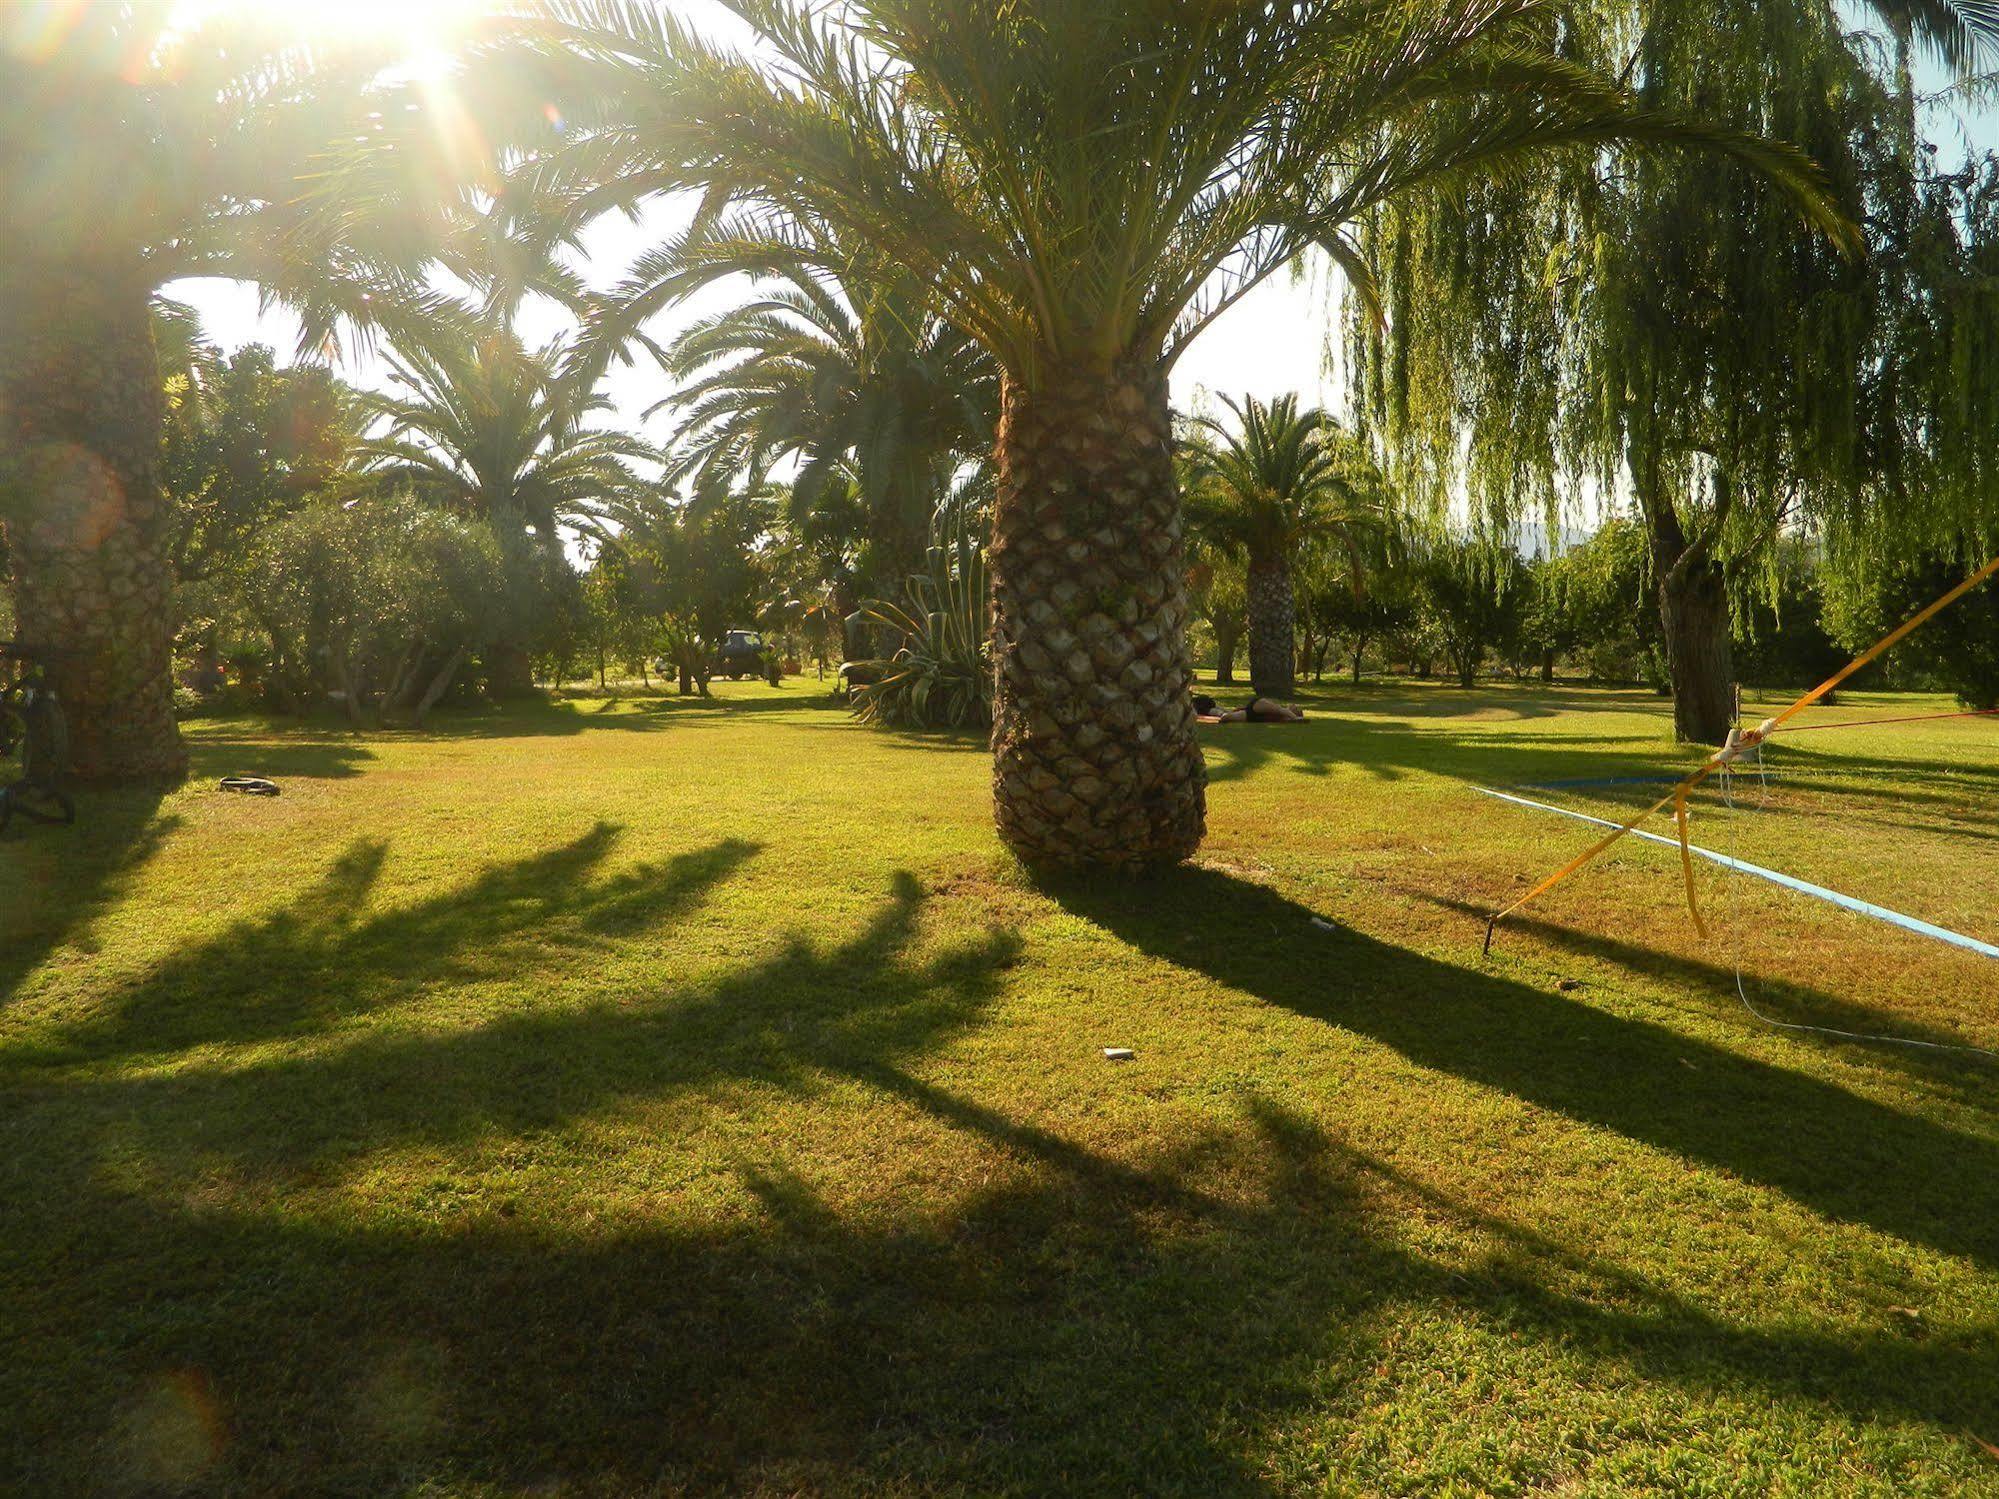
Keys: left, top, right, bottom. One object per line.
{"left": 1351, "top": 0, "right": 1999, "bottom": 744}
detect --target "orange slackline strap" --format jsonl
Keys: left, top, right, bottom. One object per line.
{"left": 1674, "top": 787, "right": 1708, "bottom": 941}
{"left": 1771, "top": 553, "right": 1999, "bottom": 733}
{"left": 1772, "top": 707, "right": 1999, "bottom": 736}
{"left": 1483, "top": 552, "right": 1999, "bottom": 953}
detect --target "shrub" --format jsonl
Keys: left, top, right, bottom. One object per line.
{"left": 851, "top": 518, "right": 992, "bottom": 729}
{"left": 247, "top": 496, "right": 503, "bottom": 724}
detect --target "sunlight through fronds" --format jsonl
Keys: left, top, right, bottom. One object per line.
{"left": 512, "top": 0, "right": 1853, "bottom": 388}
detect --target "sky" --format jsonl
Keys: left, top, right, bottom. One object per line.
{"left": 167, "top": 0, "right": 1988, "bottom": 452}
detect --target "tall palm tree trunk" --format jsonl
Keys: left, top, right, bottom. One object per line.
{"left": 1214, "top": 616, "right": 1243, "bottom": 685}
{"left": 0, "top": 262, "right": 186, "bottom": 783}
{"left": 1246, "top": 551, "right": 1297, "bottom": 697}
{"left": 486, "top": 510, "right": 540, "bottom": 698}
{"left": 990, "top": 362, "right": 1205, "bottom": 870}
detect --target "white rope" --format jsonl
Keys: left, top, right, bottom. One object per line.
{"left": 1713, "top": 734, "right": 1998, "bottom": 1062}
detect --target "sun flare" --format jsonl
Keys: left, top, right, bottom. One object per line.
{"left": 169, "top": 0, "right": 487, "bottom": 63}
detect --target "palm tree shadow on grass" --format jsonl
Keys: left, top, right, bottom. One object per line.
{"left": 6, "top": 825, "right": 762, "bottom": 1068}
{"left": 7, "top": 846, "right": 1993, "bottom": 1490}
{"left": 184, "top": 731, "right": 377, "bottom": 781}
{"left": 0, "top": 788, "right": 174, "bottom": 1009}
{"left": 12, "top": 1075, "right": 1994, "bottom": 1493}
{"left": 13, "top": 837, "right": 1020, "bottom": 1177}
{"left": 1051, "top": 865, "right": 1999, "bottom": 1273}
{"left": 8, "top": 838, "right": 1997, "bottom": 1490}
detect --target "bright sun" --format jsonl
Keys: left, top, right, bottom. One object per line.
{"left": 170, "top": 0, "right": 487, "bottom": 60}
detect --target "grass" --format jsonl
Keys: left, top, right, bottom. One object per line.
{"left": 4, "top": 676, "right": 1997, "bottom": 1495}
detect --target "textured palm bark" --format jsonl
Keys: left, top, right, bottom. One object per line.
{"left": 1213, "top": 618, "right": 1242, "bottom": 685}
{"left": 1245, "top": 551, "right": 1296, "bottom": 698}
{"left": 0, "top": 261, "right": 186, "bottom": 783}
{"left": 990, "top": 362, "right": 1205, "bottom": 870}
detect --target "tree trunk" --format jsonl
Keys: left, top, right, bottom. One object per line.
{"left": 414, "top": 645, "right": 467, "bottom": 727}
{"left": 1351, "top": 639, "right": 1366, "bottom": 684}
{"left": 989, "top": 361, "right": 1205, "bottom": 871}
{"left": 0, "top": 261, "right": 185, "bottom": 783}
{"left": 1540, "top": 648, "right": 1555, "bottom": 685}
{"left": 1245, "top": 550, "right": 1296, "bottom": 698}
{"left": 1213, "top": 618, "right": 1242, "bottom": 685}
{"left": 487, "top": 641, "right": 535, "bottom": 698}
{"left": 1642, "top": 483, "right": 1736, "bottom": 747}
{"left": 1659, "top": 563, "right": 1735, "bottom": 745}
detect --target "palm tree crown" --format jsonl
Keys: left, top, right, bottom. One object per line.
{"left": 1186, "top": 396, "right": 1384, "bottom": 565}
{"left": 528, "top": 0, "right": 1850, "bottom": 386}
{"left": 353, "top": 324, "right": 653, "bottom": 548}
{"left": 653, "top": 253, "right": 999, "bottom": 583}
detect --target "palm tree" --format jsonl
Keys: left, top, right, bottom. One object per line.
{"left": 351, "top": 323, "right": 655, "bottom": 694}
{"left": 1184, "top": 396, "right": 1389, "bottom": 699}
{"left": 646, "top": 250, "right": 1000, "bottom": 592}
{"left": 1860, "top": 1, "right": 1999, "bottom": 75}
{"left": 517, "top": 1, "right": 1845, "bottom": 867}
{"left": 0, "top": 3, "right": 482, "bottom": 781}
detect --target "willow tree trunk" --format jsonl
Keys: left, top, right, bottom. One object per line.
{"left": 1644, "top": 493, "right": 1736, "bottom": 747}
{"left": 1245, "top": 551, "right": 1297, "bottom": 699}
{"left": 1659, "top": 563, "right": 1735, "bottom": 745}
{"left": 0, "top": 263, "right": 186, "bottom": 783}
{"left": 990, "top": 362, "right": 1205, "bottom": 870}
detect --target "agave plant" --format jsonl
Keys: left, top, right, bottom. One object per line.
{"left": 850, "top": 515, "right": 992, "bottom": 731}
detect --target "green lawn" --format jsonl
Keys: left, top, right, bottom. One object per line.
{"left": 4, "top": 678, "right": 1997, "bottom": 1495}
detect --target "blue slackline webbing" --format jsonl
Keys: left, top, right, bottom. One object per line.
{"left": 1474, "top": 786, "right": 1999, "bottom": 961}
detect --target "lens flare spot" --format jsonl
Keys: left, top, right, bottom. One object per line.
{"left": 116, "top": 1370, "right": 226, "bottom": 1488}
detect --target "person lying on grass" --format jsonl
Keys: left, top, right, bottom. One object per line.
{"left": 1193, "top": 694, "right": 1306, "bottom": 725}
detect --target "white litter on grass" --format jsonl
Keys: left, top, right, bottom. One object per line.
{"left": 1310, "top": 917, "right": 1338, "bottom": 933}
{"left": 1102, "top": 1048, "right": 1135, "bottom": 1062}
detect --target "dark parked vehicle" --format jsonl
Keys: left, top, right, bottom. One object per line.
{"left": 713, "top": 630, "right": 780, "bottom": 683}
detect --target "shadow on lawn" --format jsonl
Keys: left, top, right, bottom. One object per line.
{"left": 0, "top": 788, "right": 174, "bottom": 1008}
{"left": 184, "top": 731, "right": 376, "bottom": 781}
{"left": 8, "top": 831, "right": 1998, "bottom": 1491}
{"left": 420, "top": 689, "right": 843, "bottom": 739}
{"left": 1409, "top": 891, "right": 1998, "bottom": 1092}
{"left": 1198, "top": 711, "right": 1685, "bottom": 787}
{"left": 1054, "top": 867, "right": 1999, "bottom": 1274}
{"left": 4, "top": 825, "right": 760, "bottom": 1068}
{"left": 11, "top": 1066, "right": 1995, "bottom": 1492}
